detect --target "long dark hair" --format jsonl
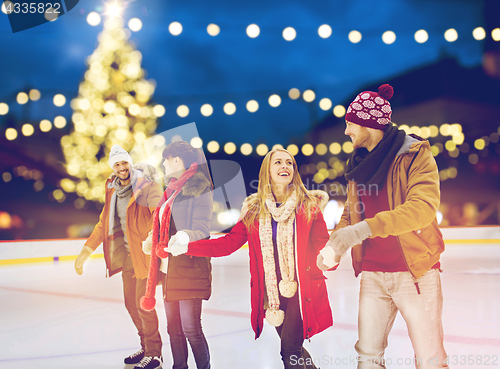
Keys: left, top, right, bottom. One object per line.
{"left": 162, "top": 140, "right": 213, "bottom": 189}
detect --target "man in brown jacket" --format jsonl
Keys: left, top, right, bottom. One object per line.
{"left": 75, "top": 145, "right": 163, "bottom": 369}
{"left": 320, "top": 85, "right": 448, "bottom": 369}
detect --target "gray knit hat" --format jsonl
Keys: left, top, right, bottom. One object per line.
{"left": 109, "top": 145, "right": 133, "bottom": 167}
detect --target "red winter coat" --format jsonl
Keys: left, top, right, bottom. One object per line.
{"left": 187, "top": 208, "right": 335, "bottom": 340}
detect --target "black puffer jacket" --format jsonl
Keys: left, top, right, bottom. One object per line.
{"left": 163, "top": 170, "right": 214, "bottom": 301}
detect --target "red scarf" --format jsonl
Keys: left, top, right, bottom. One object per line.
{"left": 140, "top": 163, "right": 198, "bottom": 311}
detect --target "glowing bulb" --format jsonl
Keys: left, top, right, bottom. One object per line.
{"left": 53, "top": 94, "right": 66, "bottom": 107}
{"left": 224, "top": 142, "right": 236, "bottom": 155}
{"left": 333, "top": 105, "right": 346, "bottom": 118}
{"left": 153, "top": 104, "right": 166, "bottom": 117}
{"left": 22, "top": 124, "right": 34, "bottom": 136}
{"left": 190, "top": 137, "right": 203, "bottom": 148}
{"left": 17, "top": 92, "right": 29, "bottom": 105}
{"left": 177, "top": 105, "right": 189, "bottom": 118}
{"left": 169, "top": 22, "right": 183, "bottom": 36}
{"left": 29, "top": 89, "right": 41, "bottom": 101}
{"left": 224, "top": 103, "right": 236, "bottom": 115}
{"left": 5, "top": 128, "right": 17, "bottom": 141}
{"left": 207, "top": 24, "right": 220, "bottom": 36}
{"left": 492, "top": 28, "right": 500, "bottom": 42}
{"left": 241, "top": 143, "right": 253, "bottom": 155}
{"left": 473, "top": 27, "right": 486, "bottom": 41}
{"left": 0, "top": 103, "right": 8, "bottom": 115}
{"left": 414, "top": 29, "right": 428, "bottom": 43}
{"left": 303, "top": 90, "right": 315, "bottom": 102}
{"left": 247, "top": 24, "right": 260, "bottom": 38}
{"left": 444, "top": 28, "right": 458, "bottom": 42}
{"left": 287, "top": 144, "right": 299, "bottom": 156}
{"left": 207, "top": 141, "right": 219, "bottom": 153}
{"left": 129, "top": 18, "right": 142, "bottom": 32}
{"left": 283, "top": 27, "right": 296, "bottom": 41}
{"left": 318, "top": 25, "right": 332, "bottom": 39}
{"left": 319, "top": 98, "right": 332, "bottom": 111}
{"left": 302, "top": 144, "right": 314, "bottom": 156}
{"left": 269, "top": 95, "right": 281, "bottom": 108}
{"left": 382, "top": 31, "right": 396, "bottom": 44}
{"left": 256, "top": 144, "right": 268, "bottom": 156}
{"left": 200, "top": 104, "right": 213, "bottom": 117}
{"left": 87, "top": 12, "right": 101, "bottom": 26}
{"left": 288, "top": 88, "right": 300, "bottom": 100}
{"left": 348, "top": 30, "right": 362, "bottom": 43}
{"left": 246, "top": 100, "right": 259, "bottom": 113}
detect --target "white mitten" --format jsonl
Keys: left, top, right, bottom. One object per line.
{"left": 142, "top": 231, "right": 153, "bottom": 255}
{"left": 75, "top": 246, "right": 94, "bottom": 275}
{"left": 165, "top": 231, "right": 189, "bottom": 256}
{"left": 327, "top": 220, "right": 372, "bottom": 256}
{"left": 319, "top": 246, "right": 340, "bottom": 269}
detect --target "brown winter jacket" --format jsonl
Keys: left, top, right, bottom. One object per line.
{"left": 85, "top": 166, "right": 162, "bottom": 279}
{"left": 162, "top": 170, "right": 214, "bottom": 302}
{"left": 335, "top": 134, "right": 445, "bottom": 279}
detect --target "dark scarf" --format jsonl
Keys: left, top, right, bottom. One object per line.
{"left": 141, "top": 162, "right": 199, "bottom": 311}
{"left": 345, "top": 125, "right": 406, "bottom": 187}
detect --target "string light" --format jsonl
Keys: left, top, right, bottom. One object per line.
{"left": 256, "top": 144, "right": 268, "bottom": 156}
{"left": 246, "top": 24, "right": 260, "bottom": 38}
{"left": 240, "top": 143, "right": 253, "bottom": 155}
{"left": 283, "top": 27, "right": 296, "bottom": 41}
{"left": 382, "top": 31, "right": 396, "bottom": 44}
{"left": 29, "top": 89, "right": 41, "bottom": 101}
{"left": 414, "top": 29, "right": 428, "bottom": 43}
{"left": 207, "top": 24, "right": 220, "bottom": 36}
{"left": 129, "top": 18, "right": 142, "bottom": 32}
{"left": 0, "top": 103, "right": 8, "bottom": 115}
{"left": 473, "top": 27, "right": 486, "bottom": 41}
{"left": 269, "top": 94, "right": 281, "bottom": 107}
{"left": 246, "top": 100, "right": 259, "bottom": 113}
{"left": 444, "top": 28, "right": 458, "bottom": 42}
{"left": 224, "top": 102, "right": 236, "bottom": 115}
{"left": 87, "top": 12, "right": 101, "bottom": 26}
{"left": 318, "top": 25, "right": 332, "bottom": 39}
{"left": 348, "top": 30, "right": 362, "bottom": 43}
{"left": 169, "top": 22, "right": 183, "bottom": 36}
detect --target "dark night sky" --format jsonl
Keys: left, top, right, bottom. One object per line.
{"left": 0, "top": 0, "right": 486, "bottom": 146}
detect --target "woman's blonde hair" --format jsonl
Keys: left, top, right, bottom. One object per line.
{"left": 242, "top": 148, "right": 321, "bottom": 229}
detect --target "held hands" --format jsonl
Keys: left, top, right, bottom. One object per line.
{"left": 142, "top": 231, "right": 153, "bottom": 255}
{"left": 165, "top": 231, "right": 189, "bottom": 256}
{"left": 317, "top": 246, "right": 341, "bottom": 271}
{"left": 75, "top": 246, "right": 94, "bottom": 275}
{"left": 326, "top": 220, "right": 372, "bottom": 256}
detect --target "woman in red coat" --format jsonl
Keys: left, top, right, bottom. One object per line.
{"left": 166, "top": 148, "right": 337, "bottom": 369}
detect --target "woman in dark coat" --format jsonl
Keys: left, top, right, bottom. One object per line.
{"left": 142, "top": 140, "right": 213, "bottom": 369}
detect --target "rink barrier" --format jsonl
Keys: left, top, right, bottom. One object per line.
{"left": 0, "top": 226, "right": 498, "bottom": 266}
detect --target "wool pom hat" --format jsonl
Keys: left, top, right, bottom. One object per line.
{"left": 345, "top": 84, "right": 394, "bottom": 130}
{"left": 109, "top": 144, "right": 133, "bottom": 167}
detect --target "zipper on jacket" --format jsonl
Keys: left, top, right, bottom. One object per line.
{"left": 413, "top": 277, "right": 421, "bottom": 295}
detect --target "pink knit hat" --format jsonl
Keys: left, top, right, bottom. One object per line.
{"left": 345, "top": 84, "right": 394, "bottom": 130}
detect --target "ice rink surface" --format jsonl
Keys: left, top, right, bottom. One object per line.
{"left": 0, "top": 243, "right": 499, "bottom": 369}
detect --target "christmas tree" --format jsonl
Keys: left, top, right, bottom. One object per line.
{"left": 61, "top": 11, "right": 162, "bottom": 203}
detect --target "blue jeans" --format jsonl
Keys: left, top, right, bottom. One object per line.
{"left": 164, "top": 298, "right": 210, "bottom": 369}
{"left": 356, "top": 270, "right": 448, "bottom": 369}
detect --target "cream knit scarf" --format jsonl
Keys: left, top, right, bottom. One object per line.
{"left": 259, "top": 191, "right": 297, "bottom": 327}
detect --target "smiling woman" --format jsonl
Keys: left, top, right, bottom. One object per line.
{"left": 165, "top": 147, "right": 339, "bottom": 369}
